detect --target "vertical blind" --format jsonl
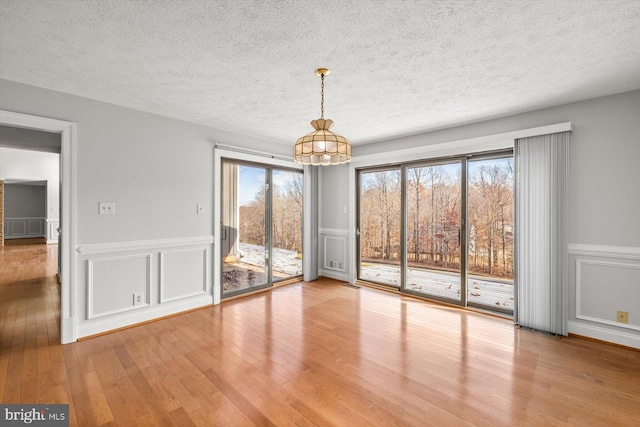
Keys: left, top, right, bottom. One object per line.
{"left": 514, "top": 131, "right": 569, "bottom": 335}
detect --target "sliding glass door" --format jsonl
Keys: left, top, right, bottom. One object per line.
{"left": 467, "top": 156, "right": 514, "bottom": 312}
{"left": 406, "top": 161, "right": 462, "bottom": 303}
{"left": 271, "top": 169, "right": 303, "bottom": 282}
{"left": 221, "top": 160, "right": 302, "bottom": 298}
{"left": 357, "top": 152, "right": 514, "bottom": 313}
{"left": 357, "top": 168, "right": 402, "bottom": 287}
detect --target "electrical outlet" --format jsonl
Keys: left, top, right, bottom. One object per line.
{"left": 99, "top": 202, "right": 116, "bottom": 215}
{"left": 133, "top": 292, "right": 144, "bottom": 306}
{"left": 617, "top": 310, "right": 628, "bottom": 324}
{"left": 329, "top": 261, "right": 334, "bottom": 268}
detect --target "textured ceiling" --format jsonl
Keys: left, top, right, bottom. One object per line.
{"left": 1, "top": 1, "right": 640, "bottom": 147}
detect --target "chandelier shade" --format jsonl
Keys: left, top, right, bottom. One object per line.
{"left": 294, "top": 119, "right": 352, "bottom": 166}
{"left": 294, "top": 68, "right": 352, "bottom": 166}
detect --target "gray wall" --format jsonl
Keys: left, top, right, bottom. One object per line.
{"left": 319, "top": 164, "right": 350, "bottom": 230}
{"left": 0, "top": 125, "right": 61, "bottom": 153}
{"left": 4, "top": 183, "right": 46, "bottom": 217}
{"left": 0, "top": 147, "right": 60, "bottom": 221}
{"left": 0, "top": 78, "right": 292, "bottom": 339}
{"left": 352, "top": 90, "right": 640, "bottom": 248}
{"left": 0, "top": 79, "right": 290, "bottom": 244}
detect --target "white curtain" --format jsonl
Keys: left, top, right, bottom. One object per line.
{"left": 303, "top": 165, "right": 319, "bottom": 281}
{"left": 514, "top": 131, "right": 569, "bottom": 335}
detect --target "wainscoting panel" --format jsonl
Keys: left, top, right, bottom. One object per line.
{"left": 576, "top": 259, "right": 640, "bottom": 331}
{"left": 324, "top": 235, "right": 346, "bottom": 271}
{"left": 4, "top": 217, "right": 46, "bottom": 238}
{"left": 569, "top": 243, "right": 640, "bottom": 348}
{"left": 12, "top": 220, "right": 25, "bottom": 236}
{"left": 87, "top": 254, "right": 151, "bottom": 319}
{"left": 160, "top": 248, "right": 207, "bottom": 303}
{"left": 77, "top": 235, "right": 214, "bottom": 339}
{"left": 46, "top": 219, "right": 59, "bottom": 243}
{"left": 319, "top": 228, "right": 350, "bottom": 282}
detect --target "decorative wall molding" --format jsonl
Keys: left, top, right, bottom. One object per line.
{"left": 575, "top": 259, "right": 640, "bottom": 332}
{"left": 568, "top": 243, "right": 640, "bottom": 259}
{"left": 323, "top": 235, "right": 347, "bottom": 272}
{"left": 319, "top": 228, "right": 350, "bottom": 236}
{"left": 46, "top": 219, "right": 60, "bottom": 243}
{"left": 4, "top": 217, "right": 45, "bottom": 238}
{"left": 160, "top": 248, "right": 208, "bottom": 303}
{"left": 87, "top": 254, "right": 152, "bottom": 319}
{"left": 77, "top": 235, "right": 214, "bottom": 255}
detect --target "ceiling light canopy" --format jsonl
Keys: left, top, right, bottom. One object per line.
{"left": 294, "top": 68, "right": 352, "bottom": 166}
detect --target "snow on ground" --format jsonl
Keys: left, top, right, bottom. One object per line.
{"left": 227, "top": 243, "right": 512, "bottom": 310}
{"left": 223, "top": 243, "right": 302, "bottom": 292}
{"left": 362, "top": 263, "right": 513, "bottom": 310}
{"left": 237, "top": 243, "right": 302, "bottom": 276}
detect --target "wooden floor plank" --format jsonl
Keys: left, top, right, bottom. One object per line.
{"left": 1, "top": 243, "right": 640, "bottom": 426}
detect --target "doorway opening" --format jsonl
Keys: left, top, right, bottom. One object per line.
{"left": 0, "top": 110, "right": 76, "bottom": 344}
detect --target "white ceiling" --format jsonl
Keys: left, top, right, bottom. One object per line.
{"left": 1, "top": 1, "right": 640, "bottom": 147}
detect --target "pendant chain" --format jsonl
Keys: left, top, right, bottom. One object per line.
{"left": 320, "top": 74, "right": 325, "bottom": 119}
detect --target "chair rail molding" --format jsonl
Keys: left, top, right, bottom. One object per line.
{"left": 77, "top": 235, "right": 214, "bottom": 255}
{"left": 568, "top": 243, "right": 640, "bottom": 259}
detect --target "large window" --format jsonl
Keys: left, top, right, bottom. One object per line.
{"left": 357, "top": 152, "right": 514, "bottom": 313}
{"left": 221, "top": 160, "right": 303, "bottom": 298}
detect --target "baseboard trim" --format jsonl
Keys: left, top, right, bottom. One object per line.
{"left": 568, "top": 332, "right": 640, "bottom": 352}
{"left": 318, "top": 269, "right": 350, "bottom": 282}
{"left": 78, "top": 303, "right": 214, "bottom": 341}
{"left": 568, "top": 320, "right": 640, "bottom": 349}
{"left": 77, "top": 294, "right": 214, "bottom": 339}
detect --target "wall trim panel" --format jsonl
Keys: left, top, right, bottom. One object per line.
{"left": 323, "top": 235, "right": 347, "bottom": 272}
{"left": 87, "top": 254, "right": 152, "bottom": 319}
{"left": 46, "top": 219, "right": 59, "bottom": 243}
{"left": 160, "top": 248, "right": 208, "bottom": 303}
{"left": 575, "top": 259, "right": 640, "bottom": 332}
{"left": 4, "top": 217, "right": 46, "bottom": 238}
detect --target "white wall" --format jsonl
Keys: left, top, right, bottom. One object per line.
{"left": 0, "top": 78, "right": 291, "bottom": 340}
{"left": 320, "top": 89, "right": 640, "bottom": 348}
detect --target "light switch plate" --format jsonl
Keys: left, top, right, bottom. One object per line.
{"left": 99, "top": 202, "right": 116, "bottom": 215}
{"left": 197, "top": 203, "right": 204, "bottom": 214}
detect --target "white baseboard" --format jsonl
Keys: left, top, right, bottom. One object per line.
{"left": 568, "top": 320, "right": 640, "bottom": 349}
{"left": 77, "top": 294, "right": 214, "bottom": 339}
{"left": 319, "top": 269, "right": 351, "bottom": 283}
{"left": 61, "top": 316, "right": 76, "bottom": 344}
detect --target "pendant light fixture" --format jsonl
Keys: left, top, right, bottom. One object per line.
{"left": 294, "top": 68, "right": 352, "bottom": 166}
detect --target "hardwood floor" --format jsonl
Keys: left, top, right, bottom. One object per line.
{"left": 1, "top": 244, "right": 639, "bottom": 426}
